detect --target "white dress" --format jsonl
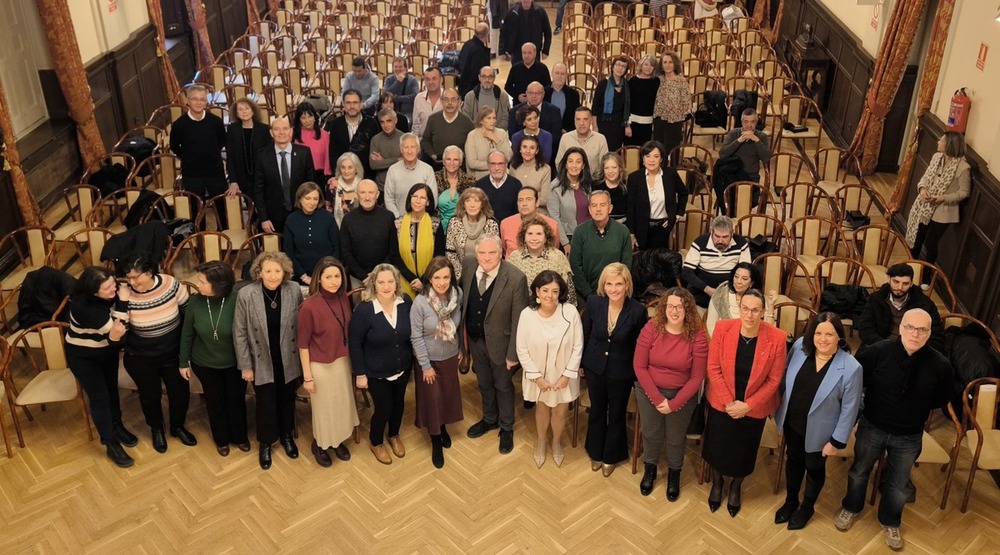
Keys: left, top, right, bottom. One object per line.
{"left": 516, "top": 304, "right": 584, "bottom": 407}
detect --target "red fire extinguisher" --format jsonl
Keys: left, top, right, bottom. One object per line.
{"left": 947, "top": 88, "right": 971, "bottom": 133}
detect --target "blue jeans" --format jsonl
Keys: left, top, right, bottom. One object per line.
{"left": 841, "top": 417, "right": 922, "bottom": 527}
{"left": 555, "top": 0, "right": 568, "bottom": 28}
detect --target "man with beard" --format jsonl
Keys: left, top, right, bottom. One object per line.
{"left": 326, "top": 89, "right": 378, "bottom": 178}
{"left": 680, "top": 215, "right": 751, "bottom": 308}
{"left": 857, "top": 263, "right": 944, "bottom": 352}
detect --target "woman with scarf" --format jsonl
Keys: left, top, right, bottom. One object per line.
{"left": 445, "top": 187, "right": 500, "bottom": 279}
{"left": 409, "top": 256, "right": 465, "bottom": 468}
{"left": 329, "top": 152, "right": 365, "bottom": 225}
{"left": 297, "top": 257, "right": 358, "bottom": 468}
{"left": 592, "top": 57, "right": 632, "bottom": 151}
{"left": 434, "top": 145, "right": 477, "bottom": 233}
{"left": 396, "top": 183, "right": 446, "bottom": 298}
{"left": 905, "top": 131, "right": 970, "bottom": 285}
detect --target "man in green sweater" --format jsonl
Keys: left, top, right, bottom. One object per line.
{"left": 569, "top": 190, "right": 633, "bottom": 300}
{"left": 420, "top": 88, "right": 475, "bottom": 171}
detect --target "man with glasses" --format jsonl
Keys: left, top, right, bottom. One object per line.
{"left": 463, "top": 66, "right": 512, "bottom": 131}
{"left": 169, "top": 85, "right": 227, "bottom": 205}
{"left": 476, "top": 150, "right": 522, "bottom": 222}
{"left": 834, "top": 308, "right": 952, "bottom": 551}
{"left": 856, "top": 263, "right": 944, "bottom": 352}
{"left": 681, "top": 215, "right": 751, "bottom": 308}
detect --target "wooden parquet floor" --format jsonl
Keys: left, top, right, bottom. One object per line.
{"left": 2, "top": 370, "right": 999, "bottom": 554}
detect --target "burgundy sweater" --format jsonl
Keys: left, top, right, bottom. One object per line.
{"left": 633, "top": 322, "right": 708, "bottom": 408}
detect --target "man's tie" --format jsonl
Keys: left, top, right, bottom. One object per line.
{"left": 279, "top": 151, "right": 290, "bottom": 190}
{"left": 478, "top": 271, "right": 488, "bottom": 293}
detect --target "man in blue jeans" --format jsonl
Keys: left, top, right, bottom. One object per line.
{"left": 834, "top": 308, "right": 952, "bottom": 551}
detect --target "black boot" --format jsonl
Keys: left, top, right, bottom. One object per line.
{"left": 431, "top": 435, "right": 444, "bottom": 469}
{"left": 774, "top": 499, "right": 799, "bottom": 524}
{"left": 640, "top": 463, "right": 657, "bottom": 496}
{"left": 787, "top": 504, "right": 815, "bottom": 530}
{"left": 113, "top": 421, "right": 138, "bottom": 447}
{"left": 151, "top": 427, "right": 167, "bottom": 453}
{"left": 667, "top": 468, "right": 681, "bottom": 501}
{"left": 106, "top": 441, "right": 134, "bottom": 468}
{"left": 440, "top": 426, "right": 452, "bottom": 448}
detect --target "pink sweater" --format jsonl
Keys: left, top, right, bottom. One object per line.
{"left": 296, "top": 129, "right": 332, "bottom": 176}
{"left": 633, "top": 322, "right": 708, "bottom": 409}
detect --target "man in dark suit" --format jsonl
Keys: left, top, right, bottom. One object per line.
{"left": 545, "top": 62, "right": 581, "bottom": 133}
{"left": 457, "top": 23, "right": 492, "bottom": 98}
{"left": 253, "top": 116, "right": 315, "bottom": 233}
{"left": 509, "top": 81, "right": 563, "bottom": 166}
{"left": 461, "top": 235, "right": 528, "bottom": 454}
{"left": 326, "top": 89, "right": 379, "bottom": 178}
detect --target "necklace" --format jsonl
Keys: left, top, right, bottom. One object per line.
{"left": 740, "top": 334, "right": 757, "bottom": 345}
{"left": 322, "top": 296, "right": 348, "bottom": 346}
{"left": 262, "top": 286, "right": 279, "bottom": 309}
{"left": 206, "top": 296, "right": 225, "bottom": 341}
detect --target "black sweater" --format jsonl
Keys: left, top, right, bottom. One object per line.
{"left": 225, "top": 121, "right": 273, "bottom": 192}
{"left": 283, "top": 209, "right": 340, "bottom": 281}
{"left": 856, "top": 284, "right": 944, "bottom": 352}
{"left": 348, "top": 297, "right": 414, "bottom": 378}
{"left": 504, "top": 61, "right": 552, "bottom": 106}
{"left": 855, "top": 338, "right": 953, "bottom": 435}
{"left": 339, "top": 206, "right": 402, "bottom": 281}
{"left": 169, "top": 112, "right": 227, "bottom": 180}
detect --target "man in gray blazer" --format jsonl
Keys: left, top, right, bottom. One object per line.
{"left": 461, "top": 234, "right": 528, "bottom": 454}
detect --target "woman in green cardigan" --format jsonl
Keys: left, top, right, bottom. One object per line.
{"left": 179, "top": 261, "right": 249, "bottom": 456}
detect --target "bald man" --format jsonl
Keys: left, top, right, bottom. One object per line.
{"left": 463, "top": 66, "right": 512, "bottom": 130}
{"left": 504, "top": 43, "right": 551, "bottom": 107}
{"left": 339, "top": 179, "right": 403, "bottom": 288}
{"left": 545, "top": 62, "right": 582, "bottom": 132}
{"left": 420, "top": 88, "right": 475, "bottom": 170}
{"left": 458, "top": 23, "right": 492, "bottom": 97}
{"left": 835, "top": 308, "right": 952, "bottom": 550}
{"left": 253, "top": 116, "right": 315, "bottom": 232}
{"left": 508, "top": 82, "right": 563, "bottom": 164}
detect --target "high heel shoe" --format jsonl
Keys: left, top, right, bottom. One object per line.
{"left": 552, "top": 442, "right": 565, "bottom": 467}
{"left": 533, "top": 442, "right": 546, "bottom": 468}
{"left": 591, "top": 460, "right": 601, "bottom": 472}
{"left": 602, "top": 463, "right": 615, "bottom": 477}
{"left": 708, "top": 482, "right": 723, "bottom": 513}
{"left": 727, "top": 483, "right": 743, "bottom": 518}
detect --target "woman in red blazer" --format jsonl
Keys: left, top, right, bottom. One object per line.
{"left": 702, "top": 289, "right": 787, "bottom": 518}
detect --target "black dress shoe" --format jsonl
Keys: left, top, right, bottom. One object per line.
{"left": 498, "top": 429, "right": 514, "bottom": 454}
{"left": 113, "top": 421, "right": 138, "bottom": 447}
{"left": 259, "top": 445, "right": 272, "bottom": 470}
{"left": 774, "top": 500, "right": 799, "bottom": 524}
{"left": 170, "top": 427, "right": 198, "bottom": 446}
{"left": 332, "top": 443, "right": 351, "bottom": 461}
{"left": 787, "top": 506, "right": 815, "bottom": 530}
{"left": 106, "top": 442, "right": 135, "bottom": 468}
{"left": 440, "top": 426, "right": 452, "bottom": 448}
{"left": 217, "top": 445, "right": 230, "bottom": 457}
{"left": 151, "top": 427, "right": 167, "bottom": 453}
{"left": 640, "top": 463, "right": 657, "bottom": 496}
{"left": 467, "top": 419, "right": 499, "bottom": 439}
{"left": 281, "top": 435, "right": 299, "bottom": 458}
{"left": 666, "top": 468, "right": 681, "bottom": 501}
{"left": 727, "top": 503, "right": 741, "bottom": 518}
{"left": 311, "top": 440, "right": 332, "bottom": 467}
{"left": 708, "top": 484, "right": 723, "bottom": 513}
{"left": 236, "top": 442, "right": 252, "bottom": 452}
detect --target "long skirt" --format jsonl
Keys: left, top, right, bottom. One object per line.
{"left": 414, "top": 355, "right": 464, "bottom": 432}
{"left": 310, "top": 357, "right": 360, "bottom": 448}
{"left": 701, "top": 406, "right": 766, "bottom": 477}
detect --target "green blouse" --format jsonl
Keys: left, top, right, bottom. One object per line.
{"left": 179, "top": 291, "right": 237, "bottom": 369}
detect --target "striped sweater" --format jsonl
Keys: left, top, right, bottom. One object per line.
{"left": 118, "top": 274, "right": 189, "bottom": 356}
{"left": 680, "top": 234, "right": 752, "bottom": 291}
{"left": 65, "top": 296, "right": 128, "bottom": 350}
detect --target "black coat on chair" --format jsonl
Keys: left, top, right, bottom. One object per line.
{"left": 253, "top": 144, "right": 316, "bottom": 232}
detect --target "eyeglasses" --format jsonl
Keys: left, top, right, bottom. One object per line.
{"left": 901, "top": 323, "right": 930, "bottom": 336}
{"left": 739, "top": 306, "right": 763, "bottom": 316}
{"left": 664, "top": 304, "right": 684, "bottom": 312}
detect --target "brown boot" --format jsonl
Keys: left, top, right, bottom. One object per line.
{"left": 370, "top": 443, "right": 392, "bottom": 465}
{"left": 388, "top": 436, "right": 406, "bottom": 457}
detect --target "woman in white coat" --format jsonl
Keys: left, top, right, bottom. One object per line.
{"left": 516, "top": 270, "right": 583, "bottom": 469}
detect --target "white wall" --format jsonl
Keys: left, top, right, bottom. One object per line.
{"left": 933, "top": 0, "right": 1000, "bottom": 176}
{"left": 816, "top": 0, "right": 891, "bottom": 56}
{"left": 71, "top": 0, "right": 150, "bottom": 64}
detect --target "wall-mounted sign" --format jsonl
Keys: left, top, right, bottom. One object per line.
{"left": 977, "top": 43, "right": 988, "bottom": 71}
{"left": 108, "top": 0, "right": 118, "bottom": 13}
{"left": 871, "top": 6, "right": 880, "bottom": 29}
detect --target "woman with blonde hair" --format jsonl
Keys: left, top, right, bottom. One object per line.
{"left": 580, "top": 263, "right": 646, "bottom": 477}
{"left": 445, "top": 187, "right": 499, "bottom": 279}
{"left": 634, "top": 287, "right": 707, "bottom": 500}
{"left": 627, "top": 55, "right": 660, "bottom": 146}
{"left": 465, "top": 106, "right": 513, "bottom": 179}
{"left": 297, "top": 256, "right": 359, "bottom": 468}
{"left": 233, "top": 251, "right": 304, "bottom": 470}
{"left": 348, "top": 263, "right": 413, "bottom": 465}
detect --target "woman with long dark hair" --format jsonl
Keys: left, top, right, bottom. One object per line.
{"left": 509, "top": 135, "right": 552, "bottom": 213}
{"left": 396, "top": 183, "right": 446, "bottom": 298}
{"left": 652, "top": 51, "right": 690, "bottom": 157}
{"left": 292, "top": 102, "right": 332, "bottom": 184}
{"left": 593, "top": 56, "right": 632, "bottom": 150}
{"left": 548, "top": 147, "right": 594, "bottom": 251}
{"left": 298, "top": 256, "right": 359, "bottom": 467}
{"left": 65, "top": 267, "right": 135, "bottom": 467}
{"left": 409, "top": 256, "right": 465, "bottom": 468}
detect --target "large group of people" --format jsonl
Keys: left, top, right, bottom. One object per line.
{"left": 56, "top": 8, "right": 976, "bottom": 549}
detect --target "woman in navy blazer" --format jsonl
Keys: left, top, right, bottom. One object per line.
{"left": 348, "top": 263, "right": 414, "bottom": 465}
{"left": 625, "top": 141, "right": 688, "bottom": 252}
{"left": 774, "top": 312, "right": 862, "bottom": 530}
{"left": 580, "top": 263, "right": 647, "bottom": 476}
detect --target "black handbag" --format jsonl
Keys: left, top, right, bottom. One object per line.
{"left": 845, "top": 210, "right": 871, "bottom": 230}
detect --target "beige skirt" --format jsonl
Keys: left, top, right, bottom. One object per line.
{"left": 310, "top": 357, "right": 360, "bottom": 448}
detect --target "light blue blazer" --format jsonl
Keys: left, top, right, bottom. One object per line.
{"left": 775, "top": 338, "right": 863, "bottom": 453}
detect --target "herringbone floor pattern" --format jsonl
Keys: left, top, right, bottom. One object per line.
{"left": 1, "top": 369, "right": 998, "bottom": 554}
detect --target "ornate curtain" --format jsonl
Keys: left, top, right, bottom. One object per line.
{"left": 772, "top": 0, "right": 786, "bottom": 41}
{"left": 184, "top": 0, "right": 216, "bottom": 73}
{"left": 752, "top": 0, "right": 770, "bottom": 31}
{"left": 247, "top": 0, "right": 261, "bottom": 27}
{"left": 267, "top": 0, "right": 280, "bottom": 14}
{"left": 146, "top": 0, "right": 182, "bottom": 100}
{"left": 846, "top": 0, "right": 927, "bottom": 175}
{"left": 0, "top": 80, "right": 43, "bottom": 226}
{"left": 36, "top": 0, "right": 107, "bottom": 173}
{"left": 888, "top": 0, "right": 957, "bottom": 213}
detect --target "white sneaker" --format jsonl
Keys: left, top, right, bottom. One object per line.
{"left": 834, "top": 508, "right": 857, "bottom": 532}
{"left": 882, "top": 525, "right": 904, "bottom": 550}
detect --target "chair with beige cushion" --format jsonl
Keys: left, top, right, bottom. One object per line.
{"left": 0, "top": 226, "right": 57, "bottom": 296}
{"left": 943, "top": 378, "right": 1000, "bottom": 512}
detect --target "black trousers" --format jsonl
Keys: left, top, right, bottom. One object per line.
{"left": 67, "top": 346, "right": 121, "bottom": 444}
{"left": 584, "top": 371, "right": 633, "bottom": 464}
{"left": 192, "top": 363, "right": 249, "bottom": 447}
{"left": 184, "top": 176, "right": 228, "bottom": 228}
{"left": 653, "top": 118, "right": 684, "bottom": 161}
{"left": 783, "top": 425, "right": 828, "bottom": 507}
{"left": 253, "top": 364, "right": 299, "bottom": 445}
{"left": 368, "top": 370, "right": 410, "bottom": 445}
{"left": 124, "top": 350, "right": 190, "bottom": 430}
{"left": 644, "top": 221, "right": 674, "bottom": 251}
{"left": 910, "top": 220, "right": 948, "bottom": 276}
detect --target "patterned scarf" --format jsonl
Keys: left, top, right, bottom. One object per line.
{"left": 905, "top": 153, "right": 961, "bottom": 247}
{"left": 428, "top": 288, "right": 459, "bottom": 343}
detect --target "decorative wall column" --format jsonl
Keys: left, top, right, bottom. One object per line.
{"left": 184, "top": 0, "right": 216, "bottom": 73}
{"left": 146, "top": 0, "right": 182, "bottom": 100}
{"left": 0, "top": 80, "right": 43, "bottom": 226}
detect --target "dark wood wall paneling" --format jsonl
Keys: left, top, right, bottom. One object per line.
{"left": 896, "top": 114, "right": 1000, "bottom": 334}
{"left": 86, "top": 24, "right": 169, "bottom": 150}
{"left": 204, "top": 0, "right": 250, "bottom": 67}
